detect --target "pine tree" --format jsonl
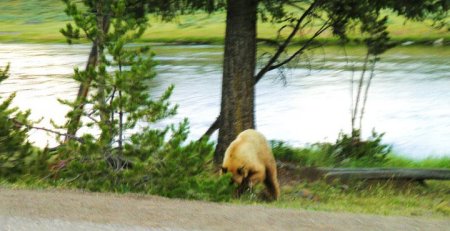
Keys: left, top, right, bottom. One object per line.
{"left": 56, "top": 0, "right": 233, "bottom": 199}
{"left": 0, "top": 64, "right": 36, "bottom": 179}
{"left": 58, "top": 0, "right": 175, "bottom": 157}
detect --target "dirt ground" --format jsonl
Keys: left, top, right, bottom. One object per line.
{"left": 0, "top": 187, "right": 449, "bottom": 231}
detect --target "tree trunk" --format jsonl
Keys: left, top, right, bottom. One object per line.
{"left": 214, "top": 0, "right": 258, "bottom": 164}
{"left": 64, "top": 43, "right": 97, "bottom": 142}
{"left": 64, "top": 14, "right": 110, "bottom": 143}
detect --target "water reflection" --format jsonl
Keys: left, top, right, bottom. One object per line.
{"left": 0, "top": 43, "right": 449, "bottom": 159}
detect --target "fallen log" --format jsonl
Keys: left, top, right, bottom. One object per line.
{"left": 319, "top": 168, "right": 450, "bottom": 181}
{"left": 276, "top": 162, "right": 450, "bottom": 182}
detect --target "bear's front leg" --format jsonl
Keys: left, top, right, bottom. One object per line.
{"left": 234, "top": 175, "right": 251, "bottom": 198}
{"left": 235, "top": 184, "right": 246, "bottom": 198}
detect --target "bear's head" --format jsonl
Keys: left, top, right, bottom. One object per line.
{"left": 221, "top": 166, "right": 247, "bottom": 185}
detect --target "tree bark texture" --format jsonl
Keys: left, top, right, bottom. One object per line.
{"left": 64, "top": 43, "right": 97, "bottom": 142}
{"left": 214, "top": 0, "right": 258, "bottom": 164}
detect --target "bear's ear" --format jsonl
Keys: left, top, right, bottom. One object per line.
{"left": 221, "top": 167, "right": 228, "bottom": 174}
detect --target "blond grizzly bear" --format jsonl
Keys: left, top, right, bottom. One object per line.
{"left": 221, "top": 129, "right": 280, "bottom": 201}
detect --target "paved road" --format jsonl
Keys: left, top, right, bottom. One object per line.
{"left": 0, "top": 188, "right": 448, "bottom": 231}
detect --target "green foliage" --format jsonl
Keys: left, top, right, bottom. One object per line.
{"left": 51, "top": 0, "right": 234, "bottom": 201}
{"left": 0, "top": 64, "right": 9, "bottom": 82}
{"left": 271, "top": 140, "right": 334, "bottom": 167}
{"left": 0, "top": 65, "right": 32, "bottom": 179}
{"left": 272, "top": 130, "right": 396, "bottom": 168}
{"left": 272, "top": 138, "right": 449, "bottom": 169}
{"left": 319, "top": 0, "right": 448, "bottom": 42}
{"left": 58, "top": 0, "right": 174, "bottom": 154}
{"left": 271, "top": 140, "right": 307, "bottom": 163}
{"left": 55, "top": 120, "right": 233, "bottom": 201}
{"left": 327, "top": 130, "right": 391, "bottom": 167}
{"left": 133, "top": 121, "right": 234, "bottom": 201}
{"left": 0, "top": 64, "right": 53, "bottom": 180}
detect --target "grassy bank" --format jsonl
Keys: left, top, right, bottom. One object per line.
{"left": 1, "top": 141, "right": 449, "bottom": 218}
{"left": 266, "top": 142, "right": 449, "bottom": 217}
{"left": 0, "top": 0, "right": 448, "bottom": 44}
{"left": 273, "top": 180, "right": 450, "bottom": 218}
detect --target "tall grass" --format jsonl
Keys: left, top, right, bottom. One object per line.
{"left": 270, "top": 180, "right": 450, "bottom": 218}
{"left": 384, "top": 155, "right": 450, "bottom": 169}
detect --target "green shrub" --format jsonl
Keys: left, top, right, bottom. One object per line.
{"left": 271, "top": 129, "right": 392, "bottom": 167}
{"left": 271, "top": 140, "right": 309, "bottom": 164}
{"left": 271, "top": 140, "right": 334, "bottom": 167}
{"left": 45, "top": 0, "right": 235, "bottom": 201}
{"left": 326, "top": 129, "right": 391, "bottom": 167}
{"left": 127, "top": 121, "right": 234, "bottom": 201}
{"left": 55, "top": 120, "right": 234, "bottom": 201}
{"left": 0, "top": 64, "right": 54, "bottom": 180}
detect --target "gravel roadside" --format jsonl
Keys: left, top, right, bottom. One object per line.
{"left": 0, "top": 188, "right": 448, "bottom": 231}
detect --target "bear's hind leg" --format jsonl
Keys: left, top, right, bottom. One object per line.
{"left": 263, "top": 168, "right": 280, "bottom": 201}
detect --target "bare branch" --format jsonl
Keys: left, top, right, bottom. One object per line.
{"left": 267, "top": 21, "right": 330, "bottom": 72}
{"left": 86, "top": 113, "right": 99, "bottom": 123}
{"left": 255, "top": 1, "right": 319, "bottom": 83}
{"left": 352, "top": 52, "right": 370, "bottom": 131}
{"left": 286, "top": 1, "right": 324, "bottom": 21}
{"left": 359, "top": 56, "right": 378, "bottom": 132}
{"left": 199, "top": 115, "right": 220, "bottom": 139}
{"left": 341, "top": 44, "right": 357, "bottom": 131}
{"left": 11, "top": 118, "right": 84, "bottom": 143}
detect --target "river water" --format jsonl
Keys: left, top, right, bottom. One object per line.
{"left": 0, "top": 43, "right": 449, "bottom": 159}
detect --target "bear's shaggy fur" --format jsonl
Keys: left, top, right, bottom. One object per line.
{"left": 221, "top": 129, "right": 280, "bottom": 201}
